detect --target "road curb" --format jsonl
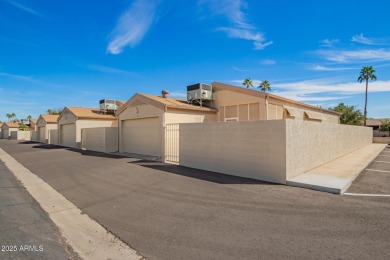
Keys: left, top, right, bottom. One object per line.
{"left": 0, "top": 148, "right": 143, "bottom": 260}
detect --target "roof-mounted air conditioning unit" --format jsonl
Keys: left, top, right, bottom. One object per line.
{"left": 186, "top": 83, "right": 213, "bottom": 101}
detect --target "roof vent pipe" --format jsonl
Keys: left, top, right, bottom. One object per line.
{"left": 162, "top": 90, "right": 169, "bottom": 98}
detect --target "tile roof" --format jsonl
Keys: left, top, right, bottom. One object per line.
{"left": 366, "top": 118, "right": 390, "bottom": 126}
{"left": 2, "top": 122, "right": 20, "bottom": 128}
{"left": 40, "top": 114, "right": 59, "bottom": 123}
{"left": 116, "top": 93, "right": 218, "bottom": 116}
{"left": 67, "top": 107, "right": 116, "bottom": 120}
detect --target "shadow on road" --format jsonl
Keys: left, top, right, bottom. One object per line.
{"left": 130, "top": 159, "right": 274, "bottom": 185}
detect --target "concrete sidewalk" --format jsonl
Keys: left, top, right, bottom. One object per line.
{"left": 287, "top": 143, "right": 388, "bottom": 194}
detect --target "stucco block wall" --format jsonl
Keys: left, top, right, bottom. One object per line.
{"left": 373, "top": 129, "right": 389, "bottom": 137}
{"left": 285, "top": 121, "right": 372, "bottom": 179}
{"left": 43, "top": 124, "right": 58, "bottom": 143}
{"left": 164, "top": 110, "right": 217, "bottom": 124}
{"left": 81, "top": 127, "right": 118, "bottom": 153}
{"left": 11, "top": 131, "right": 31, "bottom": 141}
{"left": 31, "top": 131, "right": 38, "bottom": 141}
{"left": 180, "top": 121, "right": 287, "bottom": 184}
{"left": 49, "top": 129, "right": 58, "bottom": 145}
{"left": 373, "top": 137, "right": 390, "bottom": 144}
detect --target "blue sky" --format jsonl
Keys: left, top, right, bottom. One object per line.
{"left": 1, "top": 0, "right": 390, "bottom": 121}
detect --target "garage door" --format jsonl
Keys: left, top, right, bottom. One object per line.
{"left": 122, "top": 117, "right": 161, "bottom": 157}
{"left": 3, "top": 130, "right": 9, "bottom": 139}
{"left": 38, "top": 127, "right": 46, "bottom": 143}
{"left": 60, "top": 124, "right": 76, "bottom": 148}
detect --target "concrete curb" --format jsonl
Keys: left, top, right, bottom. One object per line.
{"left": 287, "top": 144, "right": 388, "bottom": 194}
{"left": 0, "top": 148, "right": 143, "bottom": 260}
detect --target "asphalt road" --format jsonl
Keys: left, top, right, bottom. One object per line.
{"left": 0, "top": 140, "right": 389, "bottom": 260}
{"left": 0, "top": 154, "right": 78, "bottom": 260}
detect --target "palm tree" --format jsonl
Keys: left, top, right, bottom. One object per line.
{"left": 358, "top": 66, "right": 377, "bottom": 126}
{"left": 6, "top": 113, "right": 11, "bottom": 122}
{"left": 242, "top": 78, "right": 253, "bottom": 89}
{"left": 258, "top": 80, "right": 271, "bottom": 92}
{"left": 27, "top": 115, "right": 32, "bottom": 120}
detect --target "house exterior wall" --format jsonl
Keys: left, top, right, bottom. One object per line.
{"left": 212, "top": 88, "right": 339, "bottom": 123}
{"left": 179, "top": 121, "right": 287, "bottom": 184}
{"left": 213, "top": 90, "right": 266, "bottom": 121}
{"left": 1, "top": 127, "right": 19, "bottom": 139}
{"left": 285, "top": 121, "right": 372, "bottom": 179}
{"left": 31, "top": 131, "right": 38, "bottom": 141}
{"left": 268, "top": 97, "right": 340, "bottom": 123}
{"left": 164, "top": 109, "right": 217, "bottom": 124}
{"left": 81, "top": 127, "right": 118, "bottom": 153}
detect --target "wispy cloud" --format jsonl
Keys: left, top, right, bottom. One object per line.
{"left": 351, "top": 33, "right": 390, "bottom": 46}
{"left": 320, "top": 39, "right": 339, "bottom": 47}
{"left": 231, "top": 78, "right": 390, "bottom": 102}
{"left": 310, "top": 65, "right": 356, "bottom": 71}
{"left": 260, "top": 59, "right": 276, "bottom": 65}
{"left": 107, "top": 0, "right": 159, "bottom": 54}
{"left": 0, "top": 71, "right": 64, "bottom": 89}
{"left": 86, "top": 65, "right": 140, "bottom": 77}
{"left": 316, "top": 48, "right": 390, "bottom": 63}
{"left": 4, "top": 0, "right": 46, "bottom": 19}
{"left": 199, "top": 0, "right": 272, "bottom": 50}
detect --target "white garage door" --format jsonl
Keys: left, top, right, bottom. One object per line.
{"left": 38, "top": 127, "right": 46, "bottom": 143}
{"left": 122, "top": 117, "right": 161, "bottom": 157}
{"left": 60, "top": 124, "right": 76, "bottom": 148}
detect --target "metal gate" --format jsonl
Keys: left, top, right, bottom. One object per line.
{"left": 165, "top": 124, "right": 180, "bottom": 163}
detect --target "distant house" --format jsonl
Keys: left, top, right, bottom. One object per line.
{"left": 29, "top": 119, "right": 38, "bottom": 131}
{"left": 212, "top": 82, "right": 340, "bottom": 123}
{"left": 116, "top": 82, "right": 340, "bottom": 161}
{"left": 1, "top": 122, "right": 20, "bottom": 139}
{"left": 366, "top": 118, "right": 390, "bottom": 137}
{"left": 36, "top": 114, "right": 59, "bottom": 143}
{"left": 58, "top": 107, "right": 117, "bottom": 148}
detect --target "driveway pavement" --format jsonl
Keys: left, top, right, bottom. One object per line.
{"left": 1, "top": 140, "right": 389, "bottom": 260}
{"left": 0, "top": 154, "right": 78, "bottom": 260}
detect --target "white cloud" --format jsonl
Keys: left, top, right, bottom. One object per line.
{"left": 107, "top": 0, "right": 159, "bottom": 54}
{"left": 200, "top": 0, "right": 272, "bottom": 50}
{"left": 310, "top": 65, "right": 356, "bottom": 71}
{"left": 231, "top": 78, "right": 390, "bottom": 102}
{"left": 351, "top": 33, "right": 390, "bottom": 45}
{"left": 260, "top": 59, "right": 276, "bottom": 65}
{"left": 4, "top": 0, "right": 45, "bottom": 18}
{"left": 320, "top": 39, "right": 339, "bottom": 47}
{"left": 316, "top": 48, "right": 390, "bottom": 63}
{"left": 86, "top": 65, "right": 140, "bottom": 77}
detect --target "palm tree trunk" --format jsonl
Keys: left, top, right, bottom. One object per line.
{"left": 364, "top": 78, "right": 368, "bottom": 126}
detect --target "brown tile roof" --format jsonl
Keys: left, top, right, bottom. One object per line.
{"left": 30, "top": 119, "right": 38, "bottom": 124}
{"left": 366, "top": 118, "right": 390, "bottom": 126}
{"left": 2, "top": 122, "right": 20, "bottom": 128}
{"left": 67, "top": 107, "right": 116, "bottom": 120}
{"left": 212, "top": 82, "right": 341, "bottom": 116}
{"left": 40, "top": 114, "right": 59, "bottom": 123}
{"left": 116, "top": 93, "right": 218, "bottom": 116}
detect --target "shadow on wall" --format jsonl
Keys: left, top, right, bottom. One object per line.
{"left": 129, "top": 159, "right": 277, "bottom": 185}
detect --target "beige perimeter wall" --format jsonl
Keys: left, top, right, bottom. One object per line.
{"left": 286, "top": 121, "right": 372, "bottom": 179}
{"left": 179, "top": 120, "right": 372, "bottom": 184}
{"left": 373, "top": 137, "right": 390, "bottom": 144}
{"left": 11, "top": 131, "right": 31, "bottom": 141}
{"left": 81, "top": 127, "right": 118, "bottom": 153}
{"left": 179, "top": 121, "right": 287, "bottom": 184}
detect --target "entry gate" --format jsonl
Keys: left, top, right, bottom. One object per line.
{"left": 165, "top": 124, "right": 180, "bottom": 163}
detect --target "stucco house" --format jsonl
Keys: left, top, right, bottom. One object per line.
{"left": 1, "top": 122, "right": 20, "bottom": 139}
{"left": 366, "top": 118, "right": 390, "bottom": 137}
{"left": 36, "top": 114, "right": 59, "bottom": 143}
{"left": 116, "top": 82, "right": 340, "bottom": 161}
{"left": 212, "top": 82, "right": 340, "bottom": 123}
{"left": 58, "top": 107, "right": 117, "bottom": 148}
{"left": 116, "top": 93, "right": 218, "bottom": 159}
{"left": 29, "top": 119, "right": 38, "bottom": 131}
